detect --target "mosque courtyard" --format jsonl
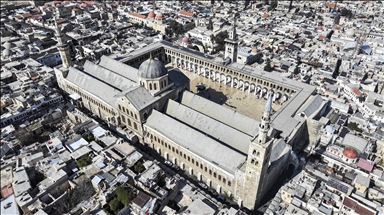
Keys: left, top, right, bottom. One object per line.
{"left": 166, "top": 64, "right": 283, "bottom": 121}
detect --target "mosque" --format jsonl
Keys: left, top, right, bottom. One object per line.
{"left": 54, "top": 14, "right": 316, "bottom": 209}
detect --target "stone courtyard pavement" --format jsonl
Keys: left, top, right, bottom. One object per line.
{"left": 167, "top": 64, "right": 282, "bottom": 121}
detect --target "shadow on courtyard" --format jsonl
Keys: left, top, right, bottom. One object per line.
{"left": 197, "top": 88, "right": 228, "bottom": 106}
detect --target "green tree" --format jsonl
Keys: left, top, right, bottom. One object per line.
{"left": 109, "top": 198, "right": 124, "bottom": 214}
{"left": 133, "top": 160, "right": 145, "bottom": 173}
{"left": 77, "top": 155, "right": 92, "bottom": 168}
{"left": 264, "top": 61, "right": 272, "bottom": 72}
{"left": 115, "top": 186, "right": 135, "bottom": 206}
{"left": 270, "top": 1, "right": 278, "bottom": 9}
{"left": 169, "top": 20, "right": 183, "bottom": 37}
{"left": 211, "top": 31, "right": 228, "bottom": 51}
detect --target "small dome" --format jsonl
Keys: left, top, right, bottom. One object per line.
{"left": 155, "top": 12, "right": 163, "bottom": 19}
{"left": 343, "top": 148, "right": 358, "bottom": 159}
{"left": 148, "top": 11, "right": 155, "bottom": 18}
{"left": 138, "top": 57, "right": 167, "bottom": 79}
{"left": 345, "top": 28, "right": 355, "bottom": 37}
{"left": 182, "top": 37, "right": 189, "bottom": 43}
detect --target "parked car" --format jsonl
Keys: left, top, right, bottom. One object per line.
{"left": 218, "top": 195, "right": 226, "bottom": 202}
{"left": 164, "top": 161, "right": 173, "bottom": 167}
{"left": 198, "top": 182, "right": 208, "bottom": 189}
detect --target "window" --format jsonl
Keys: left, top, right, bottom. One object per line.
{"left": 228, "top": 181, "right": 231, "bottom": 186}
{"left": 184, "top": 154, "right": 186, "bottom": 159}
{"left": 165, "top": 143, "right": 167, "bottom": 147}
{"left": 176, "top": 149, "right": 178, "bottom": 154}
{"left": 200, "top": 164, "right": 203, "bottom": 169}
{"left": 135, "top": 114, "right": 137, "bottom": 120}
{"left": 172, "top": 147, "right": 175, "bottom": 152}
{"left": 192, "top": 159, "right": 194, "bottom": 164}
{"left": 196, "top": 161, "right": 199, "bottom": 167}
{"left": 121, "top": 115, "right": 125, "bottom": 123}
{"left": 213, "top": 172, "right": 217, "bottom": 178}
{"left": 149, "top": 83, "right": 152, "bottom": 90}
{"left": 118, "top": 104, "right": 121, "bottom": 110}
{"left": 209, "top": 170, "right": 212, "bottom": 175}
{"left": 218, "top": 175, "right": 221, "bottom": 180}
{"left": 154, "top": 83, "right": 157, "bottom": 90}
{"left": 205, "top": 167, "right": 207, "bottom": 172}
{"left": 187, "top": 156, "right": 190, "bottom": 162}
{"left": 134, "top": 122, "right": 138, "bottom": 130}
{"left": 128, "top": 119, "right": 132, "bottom": 126}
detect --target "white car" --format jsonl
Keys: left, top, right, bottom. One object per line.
{"left": 164, "top": 161, "right": 173, "bottom": 167}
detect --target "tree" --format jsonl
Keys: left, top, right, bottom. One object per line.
{"left": 168, "top": 20, "right": 183, "bottom": 37}
{"left": 211, "top": 31, "right": 228, "bottom": 51}
{"left": 115, "top": 186, "right": 135, "bottom": 206}
{"left": 264, "top": 60, "right": 272, "bottom": 72}
{"left": 207, "top": 18, "right": 213, "bottom": 30}
{"left": 270, "top": 1, "right": 278, "bottom": 9}
{"left": 77, "top": 155, "right": 92, "bottom": 168}
{"left": 133, "top": 160, "right": 145, "bottom": 173}
{"left": 109, "top": 198, "right": 124, "bottom": 214}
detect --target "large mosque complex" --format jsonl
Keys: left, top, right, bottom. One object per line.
{"left": 54, "top": 14, "right": 316, "bottom": 209}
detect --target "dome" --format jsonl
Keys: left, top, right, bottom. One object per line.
{"left": 343, "top": 148, "right": 358, "bottom": 159}
{"left": 182, "top": 37, "right": 189, "bottom": 43}
{"left": 148, "top": 11, "right": 155, "bottom": 18}
{"left": 155, "top": 12, "right": 163, "bottom": 19}
{"left": 346, "top": 28, "right": 355, "bottom": 37}
{"left": 138, "top": 56, "right": 167, "bottom": 79}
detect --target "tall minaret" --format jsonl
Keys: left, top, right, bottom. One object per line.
{"left": 54, "top": 17, "right": 73, "bottom": 68}
{"left": 258, "top": 93, "right": 273, "bottom": 144}
{"left": 237, "top": 92, "right": 274, "bottom": 209}
{"left": 224, "top": 7, "right": 239, "bottom": 63}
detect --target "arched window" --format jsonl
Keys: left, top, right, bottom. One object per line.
{"left": 149, "top": 83, "right": 152, "bottom": 90}
{"left": 213, "top": 172, "right": 217, "bottom": 178}
{"left": 134, "top": 122, "right": 138, "bottom": 130}
{"left": 209, "top": 170, "right": 212, "bottom": 175}
{"left": 121, "top": 115, "right": 125, "bottom": 123}
{"left": 160, "top": 82, "right": 163, "bottom": 89}
{"left": 204, "top": 167, "right": 207, "bottom": 172}
{"left": 154, "top": 83, "right": 157, "bottom": 90}
{"left": 218, "top": 175, "right": 221, "bottom": 180}
{"left": 228, "top": 181, "right": 231, "bottom": 186}
{"left": 128, "top": 119, "right": 132, "bottom": 126}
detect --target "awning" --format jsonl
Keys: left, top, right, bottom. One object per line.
{"left": 361, "top": 44, "right": 372, "bottom": 55}
{"left": 357, "top": 158, "right": 374, "bottom": 172}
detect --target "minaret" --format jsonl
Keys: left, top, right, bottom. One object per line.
{"left": 237, "top": 92, "right": 274, "bottom": 209}
{"left": 54, "top": 17, "right": 73, "bottom": 68}
{"left": 258, "top": 93, "right": 273, "bottom": 144}
{"left": 224, "top": 8, "right": 239, "bottom": 63}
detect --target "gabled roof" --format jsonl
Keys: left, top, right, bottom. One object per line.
{"left": 98, "top": 55, "right": 138, "bottom": 82}
{"left": 66, "top": 67, "right": 121, "bottom": 108}
{"left": 180, "top": 91, "right": 259, "bottom": 137}
{"left": 179, "top": 10, "right": 194, "bottom": 17}
{"left": 83, "top": 60, "right": 135, "bottom": 91}
{"left": 129, "top": 12, "right": 146, "bottom": 19}
{"left": 145, "top": 110, "right": 246, "bottom": 174}
{"left": 123, "top": 86, "right": 156, "bottom": 111}
{"left": 165, "top": 99, "right": 253, "bottom": 154}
